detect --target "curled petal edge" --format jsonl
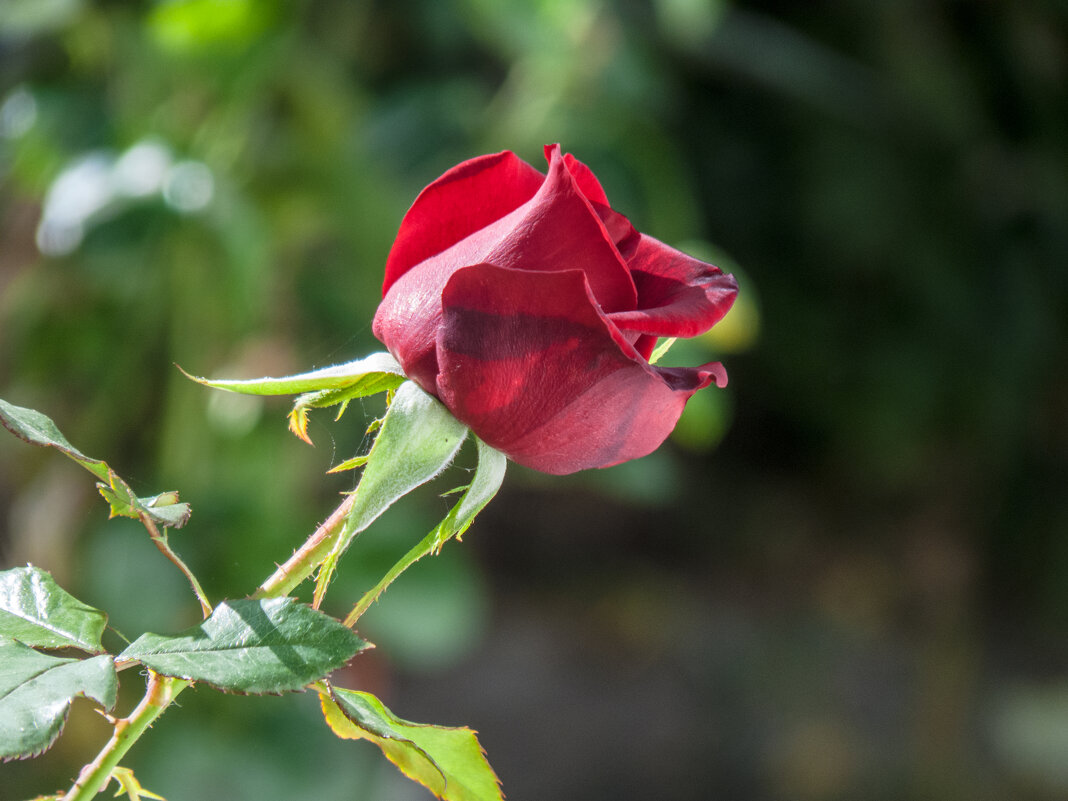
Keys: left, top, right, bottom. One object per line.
{"left": 434, "top": 264, "right": 728, "bottom": 474}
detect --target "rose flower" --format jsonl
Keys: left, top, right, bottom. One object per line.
{"left": 373, "top": 145, "right": 737, "bottom": 475}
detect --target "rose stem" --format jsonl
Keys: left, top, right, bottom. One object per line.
{"left": 64, "top": 672, "right": 189, "bottom": 801}
{"left": 63, "top": 492, "right": 357, "bottom": 799}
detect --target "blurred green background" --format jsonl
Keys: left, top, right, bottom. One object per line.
{"left": 1, "top": 0, "right": 1066, "bottom": 799}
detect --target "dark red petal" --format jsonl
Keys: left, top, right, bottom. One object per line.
{"left": 373, "top": 148, "right": 639, "bottom": 386}
{"left": 557, "top": 147, "right": 609, "bottom": 206}
{"left": 484, "top": 145, "right": 637, "bottom": 313}
{"left": 382, "top": 151, "right": 545, "bottom": 295}
{"left": 590, "top": 200, "right": 640, "bottom": 261}
{"left": 608, "top": 235, "right": 738, "bottom": 338}
{"left": 373, "top": 266, "right": 444, "bottom": 393}
{"left": 633, "top": 333, "right": 659, "bottom": 362}
{"left": 556, "top": 148, "right": 641, "bottom": 259}
{"left": 436, "top": 265, "right": 723, "bottom": 475}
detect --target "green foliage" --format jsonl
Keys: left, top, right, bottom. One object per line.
{"left": 336, "top": 381, "right": 469, "bottom": 558}
{"left": 321, "top": 687, "right": 502, "bottom": 801}
{"left": 0, "top": 566, "right": 108, "bottom": 653}
{"left": 119, "top": 599, "right": 367, "bottom": 694}
{"left": 187, "top": 352, "right": 408, "bottom": 445}
{"left": 346, "top": 436, "right": 506, "bottom": 625}
{"left": 0, "top": 399, "right": 192, "bottom": 529}
{"left": 185, "top": 352, "right": 406, "bottom": 397}
{"left": 0, "top": 639, "right": 117, "bottom": 761}
{"left": 300, "top": 380, "right": 469, "bottom": 604}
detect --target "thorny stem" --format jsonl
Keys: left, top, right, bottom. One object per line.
{"left": 63, "top": 493, "right": 357, "bottom": 799}
{"left": 64, "top": 672, "right": 190, "bottom": 801}
{"left": 252, "top": 493, "right": 357, "bottom": 599}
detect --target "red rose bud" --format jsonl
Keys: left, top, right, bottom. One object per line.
{"left": 373, "top": 144, "right": 737, "bottom": 475}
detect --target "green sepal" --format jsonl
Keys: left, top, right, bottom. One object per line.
{"left": 649, "top": 336, "right": 678, "bottom": 364}
{"left": 181, "top": 352, "right": 406, "bottom": 396}
{"left": 183, "top": 352, "right": 406, "bottom": 445}
{"left": 0, "top": 398, "right": 191, "bottom": 528}
{"left": 119, "top": 599, "right": 368, "bottom": 694}
{"left": 320, "top": 687, "right": 502, "bottom": 801}
{"left": 344, "top": 437, "right": 506, "bottom": 625}
{"left": 288, "top": 384, "right": 392, "bottom": 445}
{"left": 0, "top": 566, "right": 108, "bottom": 654}
{"left": 319, "top": 381, "right": 468, "bottom": 591}
{"left": 327, "top": 454, "right": 370, "bottom": 474}
{"left": 0, "top": 638, "right": 117, "bottom": 761}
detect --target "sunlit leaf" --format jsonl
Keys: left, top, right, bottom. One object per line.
{"left": 0, "top": 638, "right": 116, "bottom": 761}
{"left": 187, "top": 353, "right": 408, "bottom": 445}
{"left": 0, "top": 566, "right": 108, "bottom": 653}
{"left": 321, "top": 687, "right": 502, "bottom": 801}
{"left": 183, "top": 352, "right": 405, "bottom": 396}
{"left": 0, "top": 397, "right": 109, "bottom": 482}
{"left": 0, "top": 398, "right": 191, "bottom": 529}
{"left": 119, "top": 599, "right": 367, "bottom": 694}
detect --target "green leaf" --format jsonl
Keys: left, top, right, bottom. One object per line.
{"left": 142, "top": 491, "right": 194, "bottom": 528}
{"left": 0, "top": 638, "right": 117, "bottom": 761}
{"left": 183, "top": 352, "right": 406, "bottom": 396}
{"left": 321, "top": 687, "right": 502, "bottom": 801}
{"left": 0, "top": 398, "right": 191, "bottom": 529}
{"left": 119, "top": 599, "right": 368, "bottom": 694}
{"left": 0, "top": 398, "right": 109, "bottom": 482}
{"left": 344, "top": 437, "right": 506, "bottom": 625}
{"left": 0, "top": 566, "right": 108, "bottom": 654}
{"left": 328, "top": 380, "right": 469, "bottom": 573}
{"left": 97, "top": 474, "right": 192, "bottom": 530}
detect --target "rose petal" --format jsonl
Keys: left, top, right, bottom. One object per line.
{"left": 436, "top": 265, "right": 724, "bottom": 475}
{"left": 633, "top": 334, "right": 659, "bottom": 362}
{"left": 481, "top": 145, "right": 637, "bottom": 313}
{"left": 373, "top": 267, "right": 446, "bottom": 392}
{"left": 608, "top": 235, "right": 738, "bottom": 338}
{"left": 559, "top": 148, "right": 609, "bottom": 206}
{"left": 382, "top": 151, "right": 545, "bottom": 295}
{"left": 590, "top": 200, "right": 641, "bottom": 261}
{"left": 373, "top": 148, "right": 640, "bottom": 389}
